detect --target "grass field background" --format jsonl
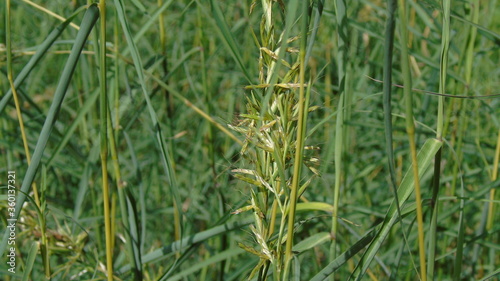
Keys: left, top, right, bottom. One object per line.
{"left": 0, "top": 0, "right": 499, "bottom": 280}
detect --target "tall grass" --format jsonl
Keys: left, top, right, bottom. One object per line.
{"left": 1, "top": 1, "right": 499, "bottom": 280}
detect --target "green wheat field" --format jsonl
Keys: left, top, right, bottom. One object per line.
{"left": 1, "top": 0, "right": 499, "bottom": 280}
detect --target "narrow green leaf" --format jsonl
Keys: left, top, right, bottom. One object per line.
{"left": 311, "top": 230, "right": 376, "bottom": 281}
{"left": 292, "top": 232, "right": 330, "bottom": 253}
{"left": 117, "top": 217, "right": 252, "bottom": 274}
{"left": 0, "top": 4, "right": 100, "bottom": 257}
{"left": 296, "top": 202, "right": 333, "bottom": 213}
{"left": 47, "top": 89, "right": 100, "bottom": 167}
{"left": 21, "top": 242, "right": 40, "bottom": 281}
{"left": 478, "top": 267, "right": 500, "bottom": 281}
{"left": 130, "top": 0, "right": 148, "bottom": 15}
{"left": 113, "top": 0, "right": 184, "bottom": 249}
{"left": 350, "top": 138, "right": 442, "bottom": 280}
{"left": 205, "top": 0, "right": 253, "bottom": 83}
{"left": 0, "top": 6, "right": 87, "bottom": 115}
{"left": 167, "top": 249, "right": 245, "bottom": 281}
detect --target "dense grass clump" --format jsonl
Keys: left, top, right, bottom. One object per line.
{"left": 0, "top": 1, "right": 499, "bottom": 280}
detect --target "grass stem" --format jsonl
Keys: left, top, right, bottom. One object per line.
{"left": 330, "top": 2, "right": 347, "bottom": 279}
{"left": 284, "top": 2, "right": 308, "bottom": 275}
{"left": 398, "top": 0, "right": 426, "bottom": 279}
{"left": 97, "top": 1, "right": 114, "bottom": 280}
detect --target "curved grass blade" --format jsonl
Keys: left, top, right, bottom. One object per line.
{"left": 478, "top": 267, "right": 500, "bottom": 281}
{"left": 330, "top": 1, "right": 348, "bottom": 277}
{"left": 310, "top": 230, "right": 376, "bottom": 281}
{"left": 381, "top": 2, "right": 412, "bottom": 270}
{"left": 428, "top": 0, "right": 451, "bottom": 279}
{"left": 145, "top": 73, "right": 243, "bottom": 145}
{"left": 292, "top": 232, "right": 330, "bottom": 254}
{"left": 157, "top": 245, "right": 197, "bottom": 280}
{"left": 97, "top": 1, "right": 114, "bottom": 278}
{"left": 117, "top": 217, "right": 252, "bottom": 274}
{"left": 349, "top": 138, "right": 442, "bottom": 280}
{"left": 124, "top": 188, "right": 143, "bottom": 280}
{"left": 0, "top": 4, "right": 100, "bottom": 257}
{"left": 113, "top": 0, "right": 184, "bottom": 253}
{"left": 166, "top": 248, "right": 245, "bottom": 281}
{"left": 382, "top": 0, "right": 400, "bottom": 227}
{"left": 21, "top": 242, "right": 39, "bottom": 281}
{"left": 0, "top": 5, "right": 87, "bottom": 115}
{"left": 305, "top": 0, "right": 324, "bottom": 65}
{"left": 284, "top": 1, "right": 310, "bottom": 277}
{"left": 292, "top": 255, "right": 301, "bottom": 281}
{"left": 47, "top": 89, "right": 99, "bottom": 166}
{"left": 397, "top": 1, "right": 427, "bottom": 279}
{"left": 120, "top": 0, "right": 175, "bottom": 57}
{"left": 450, "top": 13, "right": 500, "bottom": 42}
{"left": 206, "top": 0, "right": 253, "bottom": 83}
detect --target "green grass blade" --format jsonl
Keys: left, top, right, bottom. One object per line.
{"left": 292, "top": 232, "right": 330, "bottom": 254}
{"left": 0, "top": 6, "right": 86, "bottom": 115}
{"left": 284, "top": 1, "right": 310, "bottom": 277}
{"left": 129, "top": 0, "right": 148, "bottom": 15}
{"left": 382, "top": 0, "right": 399, "bottom": 219}
{"left": 113, "top": 0, "right": 184, "bottom": 249}
{"left": 382, "top": 2, "right": 411, "bottom": 264}
{"left": 0, "top": 4, "right": 100, "bottom": 257}
{"left": 350, "top": 138, "right": 442, "bottom": 280}
{"left": 478, "top": 267, "right": 500, "bottom": 281}
{"left": 21, "top": 242, "right": 39, "bottom": 281}
{"left": 72, "top": 164, "right": 90, "bottom": 225}
{"left": 117, "top": 217, "right": 253, "bottom": 274}
{"left": 97, "top": 1, "right": 114, "bottom": 279}
{"left": 397, "top": 1, "right": 427, "bottom": 279}
{"left": 125, "top": 189, "right": 143, "bottom": 279}
{"left": 450, "top": 13, "right": 500, "bottom": 41}
{"left": 145, "top": 73, "right": 243, "bottom": 145}
{"left": 310, "top": 230, "right": 376, "bottom": 281}
{"left": 305, "top": 0, "right": 324, "bottom": 65}
{"left": 120, "top": 0, "right": 175, "bottom": 57}
{"left": 113, "top": 130, "right": 145, "bottom": 280}
{"left": 455, "top": 1, "right": 480, "bottom": 280}
{"left": 330, "top": 1, "right": 348, "bottom": 277}
{"left": 205, "top": 0, "right": 253, "bottom": 83}
{"left": 428, "top": 0, "right": 450, "bottom": 279}
{"left": 46, "top": 88, "right": 99, "bottom": 166}
{"left": 166, "top": 248, "right": 245, "bottom": 281}
{"left": 292, "top": 256, "right": 300, "bottom": 281}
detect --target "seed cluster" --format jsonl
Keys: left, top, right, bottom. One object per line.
{"left": 229, "top": 1, "right": 318, "bottom": 278}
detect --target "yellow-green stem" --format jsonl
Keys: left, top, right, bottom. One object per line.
{"left": 398, "top": 0, "right": 426, "bottom": 279}
{"left": 6, "top": 0, "right": 40, "bottom": 207}
{"left": 107, "top": 106, "right": 121, "bottom": 253}
{"left": 284, "top": 2, "right": 308, "bottom": 277}
{"left": 147, "top": 74, "right": 243, "bottom": 146}
{"left": 7, "top": 1, "right": 50, "bottom": 275}
{"left": 22, "top": 0, "right": 80, "bottom": 30}
{"left": 487, "top": 129, "right": 500, "bottom": 230}
{"left": 330, "top": 3, "right": 347, "bottom": 278}
{"left": 98, "top": 1, "right": 113, "bottom": 280}
{"left": 114, "top": 15, "right": 120, "bottom": 133}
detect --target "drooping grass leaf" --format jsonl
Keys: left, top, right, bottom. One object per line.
{"left": 310, "top": 230, "right": 376, "bottom": 281}
{"left": 349, "top": 138, "right": 442, "bottom": 280}
{"left": 113, "top": 0, "right": 184, "bottom": 252}
{"left": 205, "top": 0, "right": 253, "bottom": 83}
{"left": 21, "top": 242, "right": 39, "bottom": 281}
{"left": 117, "top": 217, "right": 252, "bottom": 274}
{"left": 166, "top": 248, "right": 245, "bottom": 281}
{"left": 0, "top": 5, "right": 87, "bottom": 115}
{"left": 0, "top": 4, "right": 100, "bottom": 257}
